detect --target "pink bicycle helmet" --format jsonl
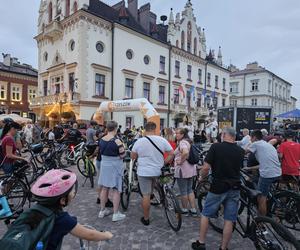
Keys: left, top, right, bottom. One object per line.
{"left": 31, "top": 169, "right": 77, "bottom": 204}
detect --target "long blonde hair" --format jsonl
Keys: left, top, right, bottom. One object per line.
{"left": 164, "top": 128, "right": 174, "bottom": 142}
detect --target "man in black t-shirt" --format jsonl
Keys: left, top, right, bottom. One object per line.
{"left": 63, "top": 123, "right": 83, "bottom": 145}
{"left": 192, "top": 127, "right": 244, "bottom": 250}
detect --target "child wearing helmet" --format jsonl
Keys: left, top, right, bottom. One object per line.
{"left": 30, "top": 169, "right": 113, "bottom": 249}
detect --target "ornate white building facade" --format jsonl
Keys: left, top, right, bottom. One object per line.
{"left": 32, "top": 0, "right": 230, "bottom": 128}
{"left": 229, "top": 62, "right": 297, "bottom": 117}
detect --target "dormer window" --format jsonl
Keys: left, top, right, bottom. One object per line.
{"left": 194, "top": 37, "right": 197, "bottom": 55}
{"left": 181, "top": 31, "right": 185, "bottom": 50}
{"left": 65, "top": 0, "right": 70, "bottom": 17}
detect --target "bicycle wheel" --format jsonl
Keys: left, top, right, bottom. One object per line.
{"left": 151, "top": 185, "right": 162, "bottom": 206}
{"left": 121, "top": 170, "right": 131, "bottom": 210}
{"left": 87, "top": 161, "right": 95, "bottom": 188}
{"left": 58, "top": 149, "right": 71, "bottom": 168}
{"left": 209, "top": 205, "right": 226, "bottom": 234}
{"left": 1, "top": 177, "right": 28, "bottom": 213}
{"left": 164, "top": 187, "right": 182, "bottom": 232}
{"left": 270, "top": 191, "right": 300, "bottom": 231}
{"left": 251, "top": 216, "right": 300, "bottom": 250}
{"left": 77, "top": 157, "right": 89, "bottom": 178}
{"left": 195, "top": 180, "right": 210, "bottom": 212}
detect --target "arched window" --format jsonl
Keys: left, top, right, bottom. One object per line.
{"left": 65, "top": 0, "right": 70, "bottom": 17}
{"left": 181, "top": 31, "right": 185, "bottom": 50}
{"left": 194, "top": 37, "right": 197, "bottom": 55}
{"left": 187, "top": 21, "right": 192, "bottom": 53}
{"left": 48, "top": 2, "right": 53, "bottom": 23}
{"left": 73, "top": 1, "right": 78, "bottom": 12}
{"left": 176, "top": 40, "right": 179, "bottom": 47}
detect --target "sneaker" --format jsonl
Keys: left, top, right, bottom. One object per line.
{"left": 191, "top": 241, "right": 206, "bottom": 250}
{"left": 189, "top": 208, "right": 198, "bottom": 217}
{"left": 112, "top": 212, "right": 126, "bottom": 222}
{"left": 98, "top": 208, "right": 111, "bottom": 218}
{"left": 181, "top": 208, "right": 189, "bottom": 216}
{"left": 140, "top": 217, "right": 150, "bottom": 226}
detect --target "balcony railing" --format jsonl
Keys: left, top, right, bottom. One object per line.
{"left": 194, "top": 107, "right": 209, "bottom": 116}
{"left": 30, "top": 92, "right": 80, "bottom": 107}
{"left": 172, "top": 103, "right": 188, "bottom": 113}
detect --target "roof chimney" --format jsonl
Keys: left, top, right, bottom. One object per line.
{"left": 128, "top": 0, "right": 138, "bottom": 21}
{"left": 246, "top": 62, "right": 259, "bottom": 70}
{"left": 119, "top": 5, "right": 129, "bottom": 24}
{"left": 2, "top": 53, "right": 11, "bottom": 66}
{"left": 138, "top": 3, "right": 151, "bottom": 34}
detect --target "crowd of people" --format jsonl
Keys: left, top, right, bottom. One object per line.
{"left": 0, "top": 116, "right": 299, "bottom": 250}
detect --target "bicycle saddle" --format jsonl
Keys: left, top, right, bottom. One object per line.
{"left": 30, "top": 143, "right": 44, "bottom": 154}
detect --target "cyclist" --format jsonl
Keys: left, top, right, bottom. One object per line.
{"left": 192, "top": 127, "right": 244, "bottom": 250}
{"left": 278, "top": 131, "right": 300, "bottom": 181}
{"left": 98, "top": 121, "right": 126, "bottom": 222}
{"left": 30, "top": 169, "right": 113, "bottom": 249}
{"left": 0, "top": 121, "right": 27, "bottom": 175}
{"left": 247, "top": 130, "right": 281, "bottom": 216}
{"left": 131, "top": 122, "right": 174, "bottom": 226}
{"left": 61, "top": 122, "right": 84, "bottom": 146}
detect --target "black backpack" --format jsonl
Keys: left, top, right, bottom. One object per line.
{"left": 187, "top": 144, "right": 201, "bottom": 165}
{"left": 0, "top": 204, "right": 58, "bottom": 250}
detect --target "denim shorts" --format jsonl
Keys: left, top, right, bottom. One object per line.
{"left": 257, "top": 176, "right": 280, "bottom": 196}
{"left": 1, "top": 162, "right": 14, "bottom": 175}
{"left": 202, "top": 190, "right": 240, "bottom": 222}
{"left": 176, "top": 177, "right": 193, "bottom": 196}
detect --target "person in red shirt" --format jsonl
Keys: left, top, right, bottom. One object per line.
{"left": 163, "top": 128, "right": 176, "bottom": 159}
{"left": 278, "top": 131, "right": 300, "bottom": 177}
{"left": 0, "top": 122, "right": 27, "bottom": 174}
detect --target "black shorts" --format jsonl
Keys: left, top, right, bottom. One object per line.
{"left": 86, "top": 144, "right": 97, "bottom": 156}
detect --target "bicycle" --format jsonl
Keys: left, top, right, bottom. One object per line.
{"left": 59, "top": 140, "right": 85, "bottom": 167}
{"left": 77, "top": 146, "right": 97, "bottom": 188}
{"left": 120, "top": 158, "right": 141, "bottom": 210}
{"left": 151, "top": 166, "right": 182, "bottom": 232}
{"left": 209, "top": 184, "right": 300, "bottom": 249}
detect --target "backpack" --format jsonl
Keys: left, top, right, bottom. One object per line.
{"left": 0, "top": 204, "right": 58, "bottom": 250}
{"left": 186, "top": 143, "right": 201, "bottom": 165}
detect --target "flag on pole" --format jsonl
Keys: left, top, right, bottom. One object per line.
{"left": 201, "top": 89, "right": 206, "bottom": 96}
{"left": 178, "top": 85, "right": 185, "bottom": 98}
{"left": 190, "top": 85, "right": 196, "bottom": 101}
{"left": 211, "top": 90, "right": 216, "bottom": 99}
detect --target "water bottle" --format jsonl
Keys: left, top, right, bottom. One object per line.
{"left": 0, "top": 181, "right": 12, "bottom": 218}
{"left": 36, "top": 241, "right": 43, "bottom": 250}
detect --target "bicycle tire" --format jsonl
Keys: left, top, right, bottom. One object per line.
{"left": 251, "top": 216, "right": 300, "bottom": 250}
{"left": 151, "top": 185, "right": 162, "bottom": 206}
{"left": 58, "top": 149, "right": 71, "bottom": 168}
{"left": 121, "top": 170, "right": 131, "bottom": 210}
{"left": 164, "top": 188, "right": 182, "bottom": 232}
{"left": 87, "top": 160, "right": 95, "bottom": 189}
{"left": 195, "top": 180, "right": 210, "bottom": 212}
{"left": 270, "top": 190, "right": 300, "bottom": 231}
{"left": 77, "top": 157, "right": 89, "bottom": 178}
{"left": 0, "top": 177, "right": 28, "bottom": 214}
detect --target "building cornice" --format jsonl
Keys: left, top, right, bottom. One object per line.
{"left": 172, "top": 81, "right": 182, "bottom": 86}
{"left": 157, "top": 77, "right": 168, "bottom": 84}
{"left": 47, "top": 63, "right": 66, "bottom": 72}
{"left": 140, "top": 74, "right": 155, "bottom": 81}
{"left": 171, "top": 46, "right": 206, "bottom": 65}
{"left": 122, "top": 69, "right": 139, "bottom": 77}
{"left": 91, "top": 64, "right": 111, "bottom": 72}
{"left": 0, "top": 70, "right": 37, "bottom": 83}
{"left": 66, "top": 62, "right": 78, "bottom": 70}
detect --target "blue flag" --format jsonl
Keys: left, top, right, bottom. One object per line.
{"left": 202, "top": 89, "right": 206, "bottom": 96}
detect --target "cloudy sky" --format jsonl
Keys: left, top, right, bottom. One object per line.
{"left": 0, "top": 0, "right": 299, "bottom": 106}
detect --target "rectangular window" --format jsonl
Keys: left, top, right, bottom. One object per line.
{"left": 268, "top": 79, "right": 271, "bottom": 92}
{"left": 0, "top": 84, "right": 7, "bottom": 100}
{"left": 28, "top": 88, "right": 36, "bottom": 101}
{"left": 159, "top": 56, "right": 166, "bottom": 73}
{"left": 207, "top": 73, "right": 211, "bottom": 86}
{"left": 187, "top": 65, "right": 192, "bottom": 80}
{"left": 186, "top": 90, "right": 191, "bottom": 109}
{"left": 69, "top": 73, "right": 75, "bottom": 92}
{"left": 187, "top": 42, "right": 191, "bottom": 53}
{"left": 230, "top": 100, "right": 237, "bottom": 106}
{"left": 198, "top": 69, "right": 202, "bottom": 83}
{"left": 143, "top": 82, "right": 150, "bottom": 101}
{"left": 222, "top": 98, "right": 226, "bottom": 107}
{"left": 197, "top": 92, "right": 201, "bottom": 107}
{"left": 125, "top": 117, "right": 133, "bottom": 129}
{"left": 95, "top": 74, "right": 105, "bottom": 97}
{"left": 175, "top": 61, "right": 180, "bottom": 77}
{"left": 223, "top": 78, "right": 226, "bottom": 90}
{"left": 53, "top": 76, "right": 63, "bottom": 94}
{"left": 159, "top": 86, "right": 165, "bottom": 104}
{"left": 125, "top": 78, "right": 134, "bottom": 99}
{"left": 251, "top": 98, "right": 258, "bottom": 106}
{"left": 11, "top": 85, "right": 22, "bottom": 101}
{"left": 43, "top": 80, "right": 48, "bottom": 96}
{"left": 174, "top": 89, "right": 179, "bottom": 104}
{"left": 251, "top": 81, "right": 259, "bottom": 91}
{"left": 160, "top": 118, "right": 165, "bottom": 131}
{"left": 230, "top": 82, "right": 238, "bottom": 93}
{"left": 215, "top": 75, "right": 219, "bottom": 88}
